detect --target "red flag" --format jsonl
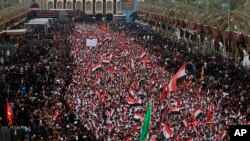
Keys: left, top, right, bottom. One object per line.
{"left": 167, "top": 106, "right": 181, "bottom": 114}
{"left": 92, "top": 63, "right": 102, "bottom": 72}
{"left": 182, "top": 118, "right": 190, "bottom": 128}
{"left": 6, "top": 102, "right": 13, "bottom": 125}
{"left": 207, "top": 110, "right": 213, "bottom": 120}
{"left": 193, "top": 107, "right": 202, "bottom": 119}
{"left": 99, "top": 25, "right": 109, "bottom": 32}
{"left": 220, "top": 131, "right": 226, "bottom": 140}
{"left": 160, "top": 91, "right": 165, "bottom": 99}
{"left": 126, "top": 97, "right": 142, "bottom": 105}
{"left": 162, "top": 124, "right": 173, "bottom": 139}
{"left": 168, "top": 64, "right": 187, "bottom": 92}
{"left": 52, "top": 109, "right": 60, "bottom": 120}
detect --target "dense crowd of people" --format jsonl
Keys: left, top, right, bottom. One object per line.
{"left": 0, "top": 22, "right": 95, "bottom": 140}
{"left": 0, "top": 19, "right": 249, "bottom": 141}
{"left": 65, "top": 22, "right": 250, "bottom": 140}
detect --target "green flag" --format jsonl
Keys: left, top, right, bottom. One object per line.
{"left": 139, "top": 103, "right": 151, "bottom": 141}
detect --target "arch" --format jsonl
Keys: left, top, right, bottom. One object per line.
{"left": 75, "top": 1, "right": 82, "bottom": 10}
{"left": 67, "top": 1, "right": 73, "bottom": 9}
{"left": 57, "top": 1, "right": 63, "bottom": 9}
{"left": 106, "top": 1, "right": 113, "bottom": 12}
{"left": 96, "top": 1, "right": 102, "bottom": 12}
{"left": 117, "top": 1, "right": 121, "bottom": 11}
{"left": 48, "top": 1, "right": 53, "bottom": 9}
{"left": 86, "top": 1, "right": 92, "bottom": 11}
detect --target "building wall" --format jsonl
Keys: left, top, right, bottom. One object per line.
{"left": 41, "top": 0, "right": 122, "bottom": 15}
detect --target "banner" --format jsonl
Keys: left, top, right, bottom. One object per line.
{"left": 86, "top": 39, "right": 98, "bottom": 47}
{"left": 121, "top": 0, "right": 134, "bottom": 11}
{"left": 139, "top": 103, "right": 151, "bottom": 141}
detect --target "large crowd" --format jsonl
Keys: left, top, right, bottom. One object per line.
{"left": 0, "top": 22, "right": 95, "bottom": 140}
{"left": 0, "top": 20, "right": 249, "bottom": 141}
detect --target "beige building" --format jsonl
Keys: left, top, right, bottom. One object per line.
{"left": 37, "top": 0, "right": 122, "bottom": 15}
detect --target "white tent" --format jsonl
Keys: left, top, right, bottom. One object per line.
{"left": 24, "top": 18, "right": 51, "bottom": 31}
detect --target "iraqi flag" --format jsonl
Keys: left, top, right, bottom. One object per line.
{"left": 171, "top": 100, "right": 181, "bottom": 107}
{"left": 92, "top": 63, "right": 102, "bottom": 72}
{"left": 162, "top": 124, "right": 173, "bottom": 139}
{"left": 192, "top": 119, "right": 198, "bottom": 135}
{"left": 193, "top": 107, "right": 202, "bottom": 118}
{"left": 102, "top": 58, "right": 111, "bottom": 63}
{"left": 126, "top": 97, "right": 142, "bottom": 105}
{"left": 168, "top": 64, "right": 187, "bottom": 92}
{"left": 167, "top": 106, "right": 181, "bottom": 114}
{"left": 93, "top": 77, "right": 100, "bottom": 85}
{"left": 182, "top": 119, "right": 190, "bottom": 128}
{"left": 6, "top": 101, "right": 13, "bottom": 125}
{"left": 220, "top": 131, "right": 226, "bottom": 140}
{"left": 149, "top": 137, "right": 157, "bottom": 141}
{"left": 133, "top": 113, "right": 143, "bottom": 121}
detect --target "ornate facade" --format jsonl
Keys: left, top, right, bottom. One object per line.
{"left": 39, "top": 0, "right": 122, "bottom": 15}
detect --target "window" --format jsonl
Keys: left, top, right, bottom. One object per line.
{"left": 117, "top": 1, "right": 121, "bottom": 11}
{"left": 57, "top": 1, "right": 63, "bottom": 9}
{"left": 86, "top": 1, "right": 92, "bottom": 11}
{"left": 106, "top": 1, "right": 112, "bottom": 11}
{"left": 48, "top": 2, "right": 53, "bottom": 9}
{"left": 67, "top": 1, "right": 72, "bottom": 9}
{"left": 96, "top": 1, "right": 102, "bottom": 11}
{"left": 76, "top": 1, "right": 82, "bottom": 10}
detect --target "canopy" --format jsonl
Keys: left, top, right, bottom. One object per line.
{"left": 1, "top": 29, "right": 27, "bottom": 35}
{"left": 24, "top": 18, "right": 50, "bottom": 30}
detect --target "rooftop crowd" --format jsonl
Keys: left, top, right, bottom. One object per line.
{"left": 0, "top": 20, "right": 249, "bottom": 141}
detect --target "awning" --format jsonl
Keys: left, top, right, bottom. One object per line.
{"left": 2, "top": 29, "right": 28, "bottom": 35}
